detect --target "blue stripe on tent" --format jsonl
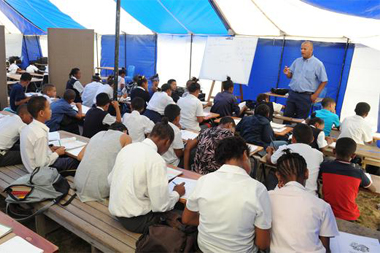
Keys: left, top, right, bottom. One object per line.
{"left": 120, "top": 0, "right": 227, "bottom": 34}
{"left": 20, "top": 35, "right": 42, "bottom": 69}
{"left": 303, "top": 0, "right": 380, "bottom": 20}
{"left": 5, "top": 0, "right": 84, "bottom": 32}
{"left": 0, "top": 0, "right": 44, "bottom": 35}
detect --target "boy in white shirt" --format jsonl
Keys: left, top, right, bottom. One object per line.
{"left": 339, "top": 102, "right": 373, "bottom": 145}
{"left": 108, "top": 119, "right": 185, "bottom": 233}
{"left": 162, "top": 104, "right": 184, "bottom": 166}
{"left": 20, "top": 96, "right": 79, "bottom": 173}
{"left": 82, "top": 75, "right": 102, "bottom": 107}
{"left": 145, "top": 83, "right": 175, "bottom": 123}
{"left": 26, "top": 61, "right": 40, "bottom": 73}
{"left": 94, "top": 77, "right": 114, "bottom": 103}
{"left": 267, "top": 124, "right": 323, "bottom": 195}
{"left": 122, "top": 97, "right": 154, "bottom": 142}
{"left": 183, "top": 136, "right": 271, "bottom": 253}
{"left": 269, "top": 149, "right": 339, "bottom": 253}
{"left": 8, "top": 61, "right": 20, "bottom": 74}
{"left": 0, "top": 105, "right": 33, "bottom": 166}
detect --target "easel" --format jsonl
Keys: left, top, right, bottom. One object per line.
{"left": 207, "top": 80, "right": 244, "bottom": 102}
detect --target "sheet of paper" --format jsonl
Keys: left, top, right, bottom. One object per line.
{"left": 71, "top": 104, "right": 91, "bottom": 114}
{"left": 273, "top": 127, "right": 286, "bottom": 133}
{"left": 66, "top": 146, "right": 85, "bottom": 157}
{"left": 329, "top": 142, "right": 336, "bottom": 149}
{"left": 167, "top": 167, "right": 183, "bottom": 181}
{"left": 330, "top": 232, "right": 380, "bottom": 253}
{"left": 234, "top": 119, "right": 241, "bottom": 125}
{"left": 181, "top": 130, "right": 199, "bottom": 141}
{"left": 248, "top": 144, "right": 259, "bottom": 154}
{"left": 238, "top": 101, "right": 246, "bottom": 110}
{"left": 0, "top": 235, "right": 43, "bottom": 253}
{"left": 48, "top": 131, "right": 60, "bottom": 141}
{"left": 203, "top": 112, "right": 211, "bottom": 117}
{"left": 49, "top": 137, "right": 86, "bottom": 150}
{"left": 0, "top": 223, "right": 12, "bottom": 238}
{"left": 168, "top": 177, "right": 198, "bottom": 200}
{"left": 271, "top": 122, "right": 286, "bottom": 129}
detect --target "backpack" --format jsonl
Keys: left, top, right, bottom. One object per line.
{"left": 4, "top": 167, "right": 75, "bottom": 221}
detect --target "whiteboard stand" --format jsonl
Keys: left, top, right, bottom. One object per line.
{"left": 207, "top": 81, "right": 244, "bottom": 102}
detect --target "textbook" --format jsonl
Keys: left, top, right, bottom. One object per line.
{"left": 181, "top": 130, "right": 199, "bottom": 141}
{"left": 168, "top": 178, "right": 197, "bottom": 200}
{"left": 167, "top": 167, "right": 183, "bottom": 181}
{"left": 0, "top": 235, "right": 43, "bottom": 253}
{"left": 0, "top": 223, "right": 12, "bottom": 238}
{"left": 330, "top": 232, "right": 380, "bottom": 253}
{"left": 49, "top": 137, "right": 86, "bottom": 151}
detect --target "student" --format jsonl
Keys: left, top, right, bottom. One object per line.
{"left": 26, "top": 61, "right": 40, "bottom": 73}
{"left": 0, "top": 105, "right": 33, "bottom": 167}
{"left": 46, "top": 89, "right": 84, "bottom": 134}
{"left": 320, "top": 137, "right": 375, "bottom": 221}
{"left": 149, "top": 73, "right": 160, "bottom": 97}
{"left": 94, "top": 75, "right": 114, "bottom": 103}
{"left": 315, "top": 97, "right": 340, "bottom": 136}
{"left": 130, "top": 75, "right": 150, "bottom": 109}
{"left": 66, "top": 68, "right": 84, "bottom": 103}
{"left": 145, "top": 83, "right": 175, "bottom": 123}
{"left": 41, "top": 84, "right": 57, "bottom": 103}
{"left": 256, "top": 93, "right": 284, "bottom": 121}
{"left": 211, "top": 76, "right": 247, "bottom": 117}
{"left": 20, "top": 96, "right": 79, "bottom": 173}
{"left": 177, "top": 81, "right": 204, "bottom": 132}
{"left": 182, "top": 77, "right": 198, "bottom": 98}
{"left": 168, "top": 79, "right": 180, "bottom": 102}
{"left": 108, "top": 119, "right": 185, "bottom": 233}
{"left": 266, "top": 124, "right": 323, "bottom": 195}
{"left": 338, "top": 102, "right": 373, "bottom": 145}
{"left": 122, "top": 97, "right": 154, "bottom": 142}
{"left": 269, "top": 149, "right": 339, "bottom": 253}
{"left": 237, "top": 104, "right": 287, "bottom": 149}
{"left": 83, "top": 93, "right": 121, "bottom": 138}
{"left": 184, "top": 117, "right": 235, "bottom": 174}
{"left": 162, "top": 104, "right": 184, "bottom": 166}
{"left": 307, "top": 116, "right": 329, "bottom": 151}
{"left": 118, "top": 69, "right": 126, "bottom": 94}
{"left": 9, "top": 73, "right": 32, "bottom": 112}
{"left": 74, "top": 123, "right": 131, "bottom": 203}
{"left": 8, "top": 60, "right": 21, "bottom": 74}
{"left": 183, "top": 136, "right": 271, "bottom": 253}
{"left": 82, "top": 75, "right": 103, "bottom": 107}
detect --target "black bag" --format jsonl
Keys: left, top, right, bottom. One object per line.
{"left": 270, "top": 88, "right": 289, "bottom": 95}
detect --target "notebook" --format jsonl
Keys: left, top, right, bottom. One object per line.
{"left": 167, "top": 167, "right": 183, "bottom": 181}
{"left": 49, "top": 137, "right": 86, "bottom": 151}
{"left": 168, "top": 178, "right": 198, "bottom": 200}
{"left": 270, "top": 122, "right": 286, "bottom": 129}
{"left": 273, "top": 128, "right": 286, "bottom": 133}
{"left": 0, "top": 236, "right": 43, "bottom": 253}
{"left": 181, "top": 130, "right": 199, "bottom": 141}
{"left": 48, "top": 132, "right": 60, "bottom": 142}
{"left": 0, "top": 223, "right": 12, "bottom": 239}
{"left": 330, "top": 232, "right": 380, "bottom": 253}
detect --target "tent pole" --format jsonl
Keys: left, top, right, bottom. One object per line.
{"left": 274, "top": 36, "right": 286, "bottom": 103}
{"left": 113, "top": 0, "right": 121, "bottom": 101}
{"left": 95, "top": 33, "right": 99, "bottom": 72}
{"left": 189, "top": 33, "right": 193, "bottom": 79}
{"left": 335, "top": 38, "right": 350, "bottom": 111}
{"left": 124, "top": 32, "right": 127, "bottom": 68}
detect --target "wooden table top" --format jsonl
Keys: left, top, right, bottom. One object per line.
{"left": 0, "top": 211, "right": 58, "bottom": 253}
{"left": 95, "top": 67, "right": 122, "bottom": 70}
{"left": 274, "top": 126, "right": 293, "bottom": 137}
{"left": 8, "top": 74, "right": 43, "bottom": 82}
{"left": 18, "top": 70, "right": 44, "bottom": 77}
{"left": 273, "top": 114, "right": 304, "bottom": 124}
{"left": 204, "top": 112, "right": 220, "bottom": 120}
{"left": 324, "top": 143, "right": 380, "bottom": 161}
{"left": 58, "top": 130, "right": 89, "bottom": 159}
{"left": 265, "top": 92, "right": 288, "bottom": 98}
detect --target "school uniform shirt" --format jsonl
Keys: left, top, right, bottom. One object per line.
{"left": 130, "top": 86, "right": 151, "bottom": 108}
{"left": 118, "top": 76, "right": 125, "bottom": 92}
{"left": 46, "top": 99, "right": 78, "bottom": 132}
{"left": 26, "top": 65, "right": 39, "bottom": 73}
{"left": 269, "top": 181, "right": 339, "bottom": 253}
{"left": 0, "top": 115, "right": 26, "bottom": 150}
{"left": 83, "top": 107, "right": 116, "bottom": 138}
{"left": 162, "top": 122, "right": 184, "bottom": 166}
{"left": 20, "top": 120, "right": 59, "bottom": 173}
{"left": 70, "top": 76, "right": 84, "bottom": 94}
{"left": 271, "top": 143, "right": 323, "bottom": 194}
{"left": 320, "top": 160, "right": 371, "bottom": 221}
{"left": 186, "top": 164, "right": 272, "bottom": 253}
{"left": 9, "top": 83, "right": 26, "bottom": 111}
{"left": 66, "top": 77, "right": 83, "bottom": 103}
{"left": 122, "top": 111, "right": 154, "bottom": 142}
{"left": 338, "top": 115, "right": 373, "bottom": 144}
{"left": 315, "top": 109, "right": 340, "bottom": 136}
{"left": 210, "top": 91, "right": 240, "bottom": 117}
{"left": 8, "top": 63, "right": 19, "bottom": 74}
{"left": 82, "top": 81, "right": 102, "bottom": 107}
{"left": 310, "top": 125, "right": 328, "bottom": 150}
{"left": 177, "top": 94, "right": 204, "bottom": 132}
{"left": 94, "top": 84, "right": 114, "bottom": 104}
{"left": 108, "top": 138, "right": 180, "bottom": 218}
{"left": 146, "top": 92, "right": 175, "bottom": 115}
{"left": 236, "top": 115, "right": 275, "bottom": 148}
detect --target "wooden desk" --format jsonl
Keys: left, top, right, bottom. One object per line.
{"left": 324, "top": 143, "right": 380, "bottom": 163}
{"left": 273, "top": 114, "right": 304, "bottom": 124}
{"left": 265, "top": 92, "right": 288, "bottom": 98}
{"left": 204, "top": 112, "right": 220, "bottom": 120}
{"left": 95, "top": 67, "right": 122, "bottom": 71}
{"left": 18, "top": 70, "right": 44, "bottom": 77}
{"left": 7, "top": 81, "right": 18, "bottom": 85}
{"left": 0, "top": 211, "right": 58, "bottom": 252}
{"left": 248, "top": 144, "right": 264, "bottom": 156}
{"left": 8, "top": 74, "right": 43, "bottom": 83}
{"left": 214, "top": 116, "right": 241, "bottom": 124}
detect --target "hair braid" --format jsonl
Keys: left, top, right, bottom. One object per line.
{"left": 276, "top": 149, "right": 307, "bottom": 180}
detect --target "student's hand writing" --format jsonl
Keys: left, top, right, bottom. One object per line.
{"left": 111, "top": 101, "right": 120, "bottom": 108}
{"left": 55, "top": 147, "right": 66, "bottom": 156}
{"left": 173, "top": 182, "right": 186, "bottom": 197}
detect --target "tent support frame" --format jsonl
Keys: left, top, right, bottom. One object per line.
{"left": 335, "top": 38, "right": 350, "bottom": 105}
{"left": 113, "top": 0, "right": 121, "bottom": 100}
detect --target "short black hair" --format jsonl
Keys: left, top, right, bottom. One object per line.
{"left": 27, "top": 96, "right": 47, "bottom": 119}
{"left": 150, "top": 117, "right": 174, "bottom": 143}
{"left": 355, "top": 102, "right": 370, "bottom": 116}
{"left": 109, "top": 122, "right": 128, "bottom": 133}
{"left": 256, "top": 93, "right": 269, "bottom": 103}
{"left": 69, "top": 68, "right": 80, "bottom": 77}
{"left": 92, "top": 74, "right": 101, "bottom": 82}
{"left": 161, "top": 83, "right": 171, "bottom": 92}
{"left": 20, "top": 73, "right": 32, "bottom": 82}
{"left": 255, "top": 103, "right": 270, "bottom": 118}
{"left": 96, "top": 93, "right": 111, "bottom": 107}
{"left": 167, "top": 79, "right": 176, "bottom": 85}
{"left": 307, "top": 116, "right": 324, "bottom": 126}
{"left": 63, "top": 89, "right": 76, "bottom": 101}
{"left": 131, "top": 97, "right": 145, "bottom": 111}
{"left": 136, "top": 75, "right": 148, "bottom": 87}
{"left": 219, "top": 116, "right": 236, "bottom": 127}
{"left": 321, "top": 97, "right": 335, "bottom": 108}
{"left": 276, "top": 149, "right": 307, "bottom": 181}
{"left": 164, "top": 104, "right": 181, "bottom": 122}
{"left": 42, "top": 84, "right": 55, "bottom": 94}
{"left": 336, "top": 137, "right": 356, "bottom": 158}
{"left": 106, "top": 75, "right": 114, "bottom": 86}
{"left": 222, "top": 76, "right": 234, "bottom": 91}
{"left": 119, "top": 69, "right": 126, "bottom": 75}
{"left": 17, "top": 104, "right": 29, "bottom": 116}
{"left": 293, "top": 124, "right": 313, "bottom": 144}
{"left": 188, "top": 82, "right": 201, "bottom": 93}
{"left": 215, "top": 136, "right": 249, "bottom": 165}
{"left": 186, "top": 77, "right": 198, "bottom": 88}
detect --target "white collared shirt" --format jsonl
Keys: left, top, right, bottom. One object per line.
{"left": 82, "top": 81, "right": 102, "bottom": 107}
{"left": 338, "top": 115, "right": 373, "bottom": 144}
{"left": 94, "top": 84, "right": 114, "bottom": 104}
{"left": 271, "top": 143, "right": 323, "bottom": 194}
{"left": 118, "top": 76, "right": 125, "bottom": 91}
{"left": 146, "top": 91, "right": 175, "bottom": 115}
{"left": 108, "top": 138, "right": 180, "bottom": 217}
{"left": 96, "top": 107, "right": 116, "bottom": 126}
{"left": 8, "top": 63, "right": 19, "bottom": 74}
{"left": 20, "top": 120, "right": 59, "bottom": 173}
{"left": 162, "top": 122, "right": 184, "bottom": 166}
{"left": 122, "top": 111, "right": 154, "bottom": 142}
{"left": 71, "top": 76, "right": 84, "bottom": 94}
{"left": 177, "top": 94, "right": 204, "bottom": 132}
{"left": 269, "top": 181, "right": 339, "bottom": 253}
{"left": 311, "top": 125, "right": 328, "bottom": 149}
{"left": 26, "top": 65, "right": 39, "bottom": 73}
{"left": 186, "top": 164, "right": 272, "bottom": 253}
{"left": 0, "top": 115, "right": 26, "bottom": 150}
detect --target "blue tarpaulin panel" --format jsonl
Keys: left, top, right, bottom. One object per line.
{"left": 20, "top": 35, "right": 42, "bottom": 69}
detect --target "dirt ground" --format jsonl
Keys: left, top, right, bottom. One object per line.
{"left": 357, "top": 190, "right": 380, "bottom": 230}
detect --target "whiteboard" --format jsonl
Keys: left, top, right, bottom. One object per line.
{"left": 199, "top": 36, "right": 258, "bottom": 85}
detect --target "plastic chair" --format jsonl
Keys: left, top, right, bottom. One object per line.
{"left": 311, "top": 88, "right": 327, "bottom": 112}
{"left": 125, "top": 65, "right": 135, "bottom": 83}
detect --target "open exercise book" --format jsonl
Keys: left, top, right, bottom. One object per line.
{"left": 0, "top": 235, "right": 43, "bottom": 253}
{"left": 330, "top": 232, "right": 380, "bottom": 253}
{"left": 167, "top": 167, "right": 183, "bottom": 181}
{"left": 48, "top": 134, "right": 86, "bottom": 157}
{"left": 270, "top": 122, "right": 287, "bottom": 133}
{"left": 181, "top": 130, "right": 199, "bottom": 141}
{"left": 168, "top": 177, "right": 198, "bottom": 200}
{"left": 71, "top": 104, "right": 91, "bottom": 114}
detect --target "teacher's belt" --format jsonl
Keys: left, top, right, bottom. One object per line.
{"left": 292, "top": 90, "right": 314, "bottom": 95}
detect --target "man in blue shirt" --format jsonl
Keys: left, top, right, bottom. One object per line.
{"left": 9, "top": 73, "right": 32, "bottom": 112}
{"left": 283, "top": 41, "right": 328, "bottom": 119}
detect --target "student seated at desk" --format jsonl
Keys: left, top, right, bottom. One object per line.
{"left": 338, "top": 102, "right": 373, "bottom": 145}
{"left": 144, "top": 83, "right": 175, "bottom": 123}
{"left": 168, "top": 79, "right": 180, "bottom": 102}
{"left": 108, "top": 119, "right": 185, "bottom": 233}
{"left": 41, "top": 84, "right": 57, "bottom": 103}
{"left": 74, "top": 123, "right": 131, "bottom": 203}
{"left": 8, "top": 60, "right": 21, "bottom": 74}
{"left": 26, "top": 61, "right": 40, "bottom": 73}
{"left": 211, "top": 76, "right": 247, "bottom": 117}
{"left": 0, "top": 105, "right": 33, "bottom": 167}
{"left": 306, "top": 116, "right": 330, "bottom": 151}
{"left": 315, "top": 97, "right": 340, "bottom": 136}
{"left": 269, "top": 149, "right": 338, "bottom": 253}
{"left": 266, "top": 124, "right": 323, "bottom": 194}
{"left": 256, "top": 93, "right": 283, "bottom": 121}
{"left": 183, "top": 136, "right": 271, "bottom": 253}
{"left": 162, "top": 104, "right": 184, "bottom": 166}
{"left": 82, "top": 75, "right": 102, "bottom": 107}
{"left": 83, "top": 93, "right": 121, "bottom": 138}
{"left": 237, "top": 104, "right": 287, "bottom": 149}
{"left": 94, "top": 76, "right": 114, "bottom": 103}
{"left": 130, "top": 75, "right": 150, "bottom": 109}
{"left": 46, "top": 89, "right": 84, "bottom": 134}
{"left": 122, "top": 97, "right": 154, "bottom": 142}
{"left": 320, "top": 137, "right": 376, "bottom": 221}
{"left": 9, "top": 73, "right": 32, "bottom": 112}
{"left": 149, "top": 73, "right": 160, "bottom": 98}
{"left": 20, "top": 97, "right": 79, "bottom": 173}
{"left": 184, "top": 117, "right": 235, "bottom": 174}
{"left": 118, "top": 69, "right": 126, "bottom": 94}
{"left": 177, "top": 81, "right": 205, "bottom": 132}
{"left": 66, "top": 68, "right": 84, "bottom": 103}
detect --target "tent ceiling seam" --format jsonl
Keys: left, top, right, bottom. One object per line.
{"left": 24, "top": 0, "right": 59, "bottom": 28}
{"left": 209, "top": 0, "right": 235, "bottom": 35}
{"left": 250, "top": 0, "right": 286, "bottom": 36}
{"left": 156, "top": 0, "right": 193, "bottom": 34}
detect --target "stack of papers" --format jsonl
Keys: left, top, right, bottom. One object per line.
{"left": 0, "top": 236, "right": 43, "bottom": 253}
{"left": 181, "top": 130, "right": 199, "bottom": 141}
{"left": 167, "top": 167, "right": 183, "bottom": 181}
{"left": 168, "top": 177, "right": 198, "bottom": 200}
{"left": 49, "top": 137, "right": 87, "bottom": 151}
{"left": 330, "top": 232, "right": 380, "bottom": 253}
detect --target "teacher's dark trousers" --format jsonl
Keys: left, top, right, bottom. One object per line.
{"left": 284, "top": 90, "right": 313, "bottom": 119}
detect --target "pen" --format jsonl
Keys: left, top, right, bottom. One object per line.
{"left": 172, "top": 181, "right": 177, "bottom": 186}
{"left": 58, "top": 140, "right": 61, "bottom": 146}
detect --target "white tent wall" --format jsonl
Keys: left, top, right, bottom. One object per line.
{"left": 39, "top": 35, "right": 48, "bottom": 57}
{"left": 4, "top": 34, "right": 22, "bottom": 58}
{"left": 0, "top": 10, "right": 21, "bottom": 34}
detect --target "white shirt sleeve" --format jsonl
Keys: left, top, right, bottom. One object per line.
{"left": 196, "top": 101, "right": 205, "bottom": 117}
{"left": 319, "top": 203, "right": 339, "bottom": 237}
{"left": 102, "top": 113, "right": 116, "bottom": 126}
{"left": 317, "top": 131, "right": 328, "bottom": 149}
{"left": 34, "top": 137, "right": 59, "bottom": 168}
{"left": 363, "top": 123, "right": 373, "bottom": 143}
{"left": 143, "top": 117, "right": 155, "bottom": 134}
{"left": 73, "top": 81, "right": 84, "bottom": 94}
{"left": 186, "top": 178, "right": 203, "bottom": 212}
{"left": 253, "top": 186, "right": 272, "bottom": 230}
{"left": 271, "top": 145, "right": 286, "bottom": 164}
{"left": 172, "top": 129, "right": 185, "bottom": 150}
